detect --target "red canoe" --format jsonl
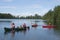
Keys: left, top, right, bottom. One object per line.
{"left": 32, "top": 24, "right": 38, "bottom": 27}
{"left": 43, "top": 25, "right": 55, "bottom": 28}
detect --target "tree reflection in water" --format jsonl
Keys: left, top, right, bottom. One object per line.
{"left": 4, "top": 28, "right": 30, "bottom": 36}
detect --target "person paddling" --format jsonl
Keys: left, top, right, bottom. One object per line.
{"left": 48, "top": 23, "right": 53, "bottom": 28}
{"left": 23, "top": 23, "right": 26, "bottom": 28}
{"left": 11, "top": 23, "right": 15, "bottom": 30}
{"left": 48, "top": 23, "right": 51, "bottom": 26}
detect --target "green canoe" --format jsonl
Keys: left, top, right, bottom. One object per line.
{"left": 4, "top": 26, "right": 29, "bottom": 32}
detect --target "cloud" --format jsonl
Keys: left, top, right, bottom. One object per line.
{"left": 16, "top": 4, "right": 50, "bottom": 16}
{"left": 56, "top": 0, "right": 60, "bottom": 1}
{"left": 54, "top": 0, "right": 60, "bottom": 2}
{"left": 0, "top": 6, "right": 16, "bottom": 9}
{"left": 23, "top": 4, "right": 42, "bottom": 9}
{"left": 2, "top": 0, "right": 13, "bottom": 2}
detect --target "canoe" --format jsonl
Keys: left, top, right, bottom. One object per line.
{"left": 4, "top": 26, "right": 29, "bottom": 32}
{"left": 32, "top": 24, "right": 38, "bottom": 27}
{"left": 43, "top": 25, "right": 55, "bottom": 28}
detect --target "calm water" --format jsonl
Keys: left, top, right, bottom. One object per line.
{"left": 0, "top": 19, "right": 60, "bottom": 40}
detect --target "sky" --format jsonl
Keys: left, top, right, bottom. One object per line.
{"left": 0, "top": 0, "right": 60, "bottom": 16}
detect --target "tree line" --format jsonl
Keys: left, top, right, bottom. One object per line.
{"left": 20, "top": 14, "right": 41, "bottom": 19}
{"left": 0, "top": 13, "right": 41, "bottom": 19}
{"left": 0, "top": 13, "right": 16, "bottom": 19}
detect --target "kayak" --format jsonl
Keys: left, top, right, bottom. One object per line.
{"left": 43, "top": 25, "right": 55, "bottom": 28}
{"left": 32, "top": 24, "right": 38, "bottom": 27}
{"left": 4, "top": 26, "right": 29, "bottom": 32}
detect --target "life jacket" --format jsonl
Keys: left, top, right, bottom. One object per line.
{"left": 23, "top": 23, "right": 26, "bottom": 27}
{"left": 11, "top": 24, "right": 15, "bottom": 28}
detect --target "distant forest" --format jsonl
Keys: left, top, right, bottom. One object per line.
{"left": 0, "top": 13, "right": 42, "bottom": 19}
{"left": 0, "top": 13, "right": 17, "bottom": 19}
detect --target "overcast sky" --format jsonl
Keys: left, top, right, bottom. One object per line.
{"left": 0, "top": 0, "right": 60, "bottom": 16}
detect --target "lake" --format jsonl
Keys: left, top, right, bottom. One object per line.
{"left": 0, "top": 19, "right": 60, "bottom": 40}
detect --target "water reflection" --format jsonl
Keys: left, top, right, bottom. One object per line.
{"left": 19, "top": 30, "right": 27, "bottom": 35}
{"left": 4, "top": 30, "right": 27, "bottom": 40}
{"left": 4, "top": 28, "right": 30, "bottom": 36}
{"left": 1, "top": 19, "right": 60, "bottom": 40}
{"left": 32, "top": 26, "right": 38, "bottom": 30}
